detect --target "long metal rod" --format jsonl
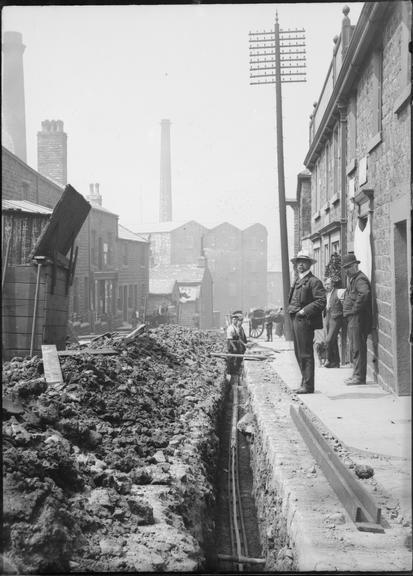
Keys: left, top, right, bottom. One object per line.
{"left": 274, "top": 15, "right": 292, "bottom": 341}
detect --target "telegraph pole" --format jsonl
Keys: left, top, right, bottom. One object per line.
{"left": 249, "top": 13, "right": 306, "bottom": 340}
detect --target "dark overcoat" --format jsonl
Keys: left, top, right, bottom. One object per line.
{"left": 343, "top": 270, "right": 372, "bottom": 333}
{"left": 288, "top": 272, "right": 326, "bottom": 330}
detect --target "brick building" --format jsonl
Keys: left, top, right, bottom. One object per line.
{"left": 300, "top": 1, "right": 411, "bottom": 395}
{"left": 149, "top": 259, "right": 214, "bottom": 329}
{"left": 136, "top": 220, "right": 268, "bottom": 326}
{"left": 117, "top": 224, "right": 149, "bottom": 325}
{"left": 2, "top": 146, "right": 150, "bottom": 336}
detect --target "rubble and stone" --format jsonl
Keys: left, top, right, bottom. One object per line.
{"left": 2, "top": 325, "right": 226, "bottom": 573}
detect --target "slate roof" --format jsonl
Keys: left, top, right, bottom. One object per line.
{"left": 118, "top": 224, "right": 148, "bottom": 243}
{"left": 2, "top": 199, "right": 53, "bottom": 215}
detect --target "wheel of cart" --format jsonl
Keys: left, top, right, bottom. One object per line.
{"left": 248, "top": 308, "right": 266, "bottom": 338}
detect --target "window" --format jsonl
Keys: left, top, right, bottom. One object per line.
{"left": 84, "top": 277, "right": 89, "bottom": 311}
{"left": 107, "top": 233, "right": 112, "bottom": 265}
{"left": 333, "top": 125, "right": 340, "bottom": 195}
{"left": 128, "top": 285, "right": 133, "bottom": 308}
{"left": 332, "top": 240, "right": 340, "bottom": 255}
{"left": 103, "top": 242, "right": 109, "bottom": 266}
{"left": 118, "top": 286, "right": 123, "bottom": 310}
{"left": 73, "top": 278, "right": 80, "bottom": 314}
{"left": 347, "top": 94, "right": 357, "bottom": 163}
{"left": 123, "top": 242, "right": 128, "bottom": 265}
{"left": 98, "top": 237, "right": 103, "bottom": 269}
{"left": 91, "top": 230, "right": 96, "bottom": 265}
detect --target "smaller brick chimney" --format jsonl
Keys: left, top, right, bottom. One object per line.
{"left": 37, "top": 119, "right": 67, "bottom": 186}
{"left": 87, "top": 183, "right": 102, "bottom": 206}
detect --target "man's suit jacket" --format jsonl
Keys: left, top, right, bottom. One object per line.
{"left": 288, "top": 272, "right": 326, "bottom": 330}
{"left": 343, "top": 271, "right": 372, "bottom": 333}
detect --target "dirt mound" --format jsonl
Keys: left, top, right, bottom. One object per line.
{"left": 2, "top": 325, "right": 226, "bottom": 573}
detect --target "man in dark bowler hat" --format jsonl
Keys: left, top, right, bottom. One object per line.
{"left": 342, "top": 252, "right": 372, "bottom": 385}
{"left": 288, "top": 250, "right": 326, "bottom": 394}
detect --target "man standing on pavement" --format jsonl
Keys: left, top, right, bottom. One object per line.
{"left": 323, "top": 277, "right": 343, "bottom": 368}
{"left": 288, "top": 250, "right": 326, "bottom": 394}
{"left": 342, "top": 252, "right": 372, "bottom": 385}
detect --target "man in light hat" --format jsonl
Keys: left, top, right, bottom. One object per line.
{"left": 342, "top": 252, "right": 372, "bottom": 385}
{"left": 288, "top": 250, "right": 326, "bottom": 394}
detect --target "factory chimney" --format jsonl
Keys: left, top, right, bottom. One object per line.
{"left": 2, "top": 31, "right": 27, "bottom": 162}
{"left": 37, "top": 120, "right": 68, "bottom": 186}
{"left": 159, "top": 119, "right": 172, "bottom": 222}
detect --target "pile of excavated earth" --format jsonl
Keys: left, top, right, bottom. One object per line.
{"left": 2, "top": 325, "right": 226, "bottom": 574}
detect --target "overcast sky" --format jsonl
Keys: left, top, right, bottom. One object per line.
{"left": 3, "top": 2, "right": 363, "bottom": 269}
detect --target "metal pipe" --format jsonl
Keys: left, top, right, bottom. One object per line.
{"left": 217, "top": 554, "right": 266, "bottom": 565}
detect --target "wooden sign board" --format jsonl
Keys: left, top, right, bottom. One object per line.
{"left": 41, "top": 344, "right": 64, "bottom": 386}
{"left": 31, "top": 184, "right": 91, "bottom": 259}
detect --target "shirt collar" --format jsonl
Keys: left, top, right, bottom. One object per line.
{"left": 298, "top": 269, "right": 311, "bottom": 280}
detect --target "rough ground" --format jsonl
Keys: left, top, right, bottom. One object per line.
{"left": 2, "top": 325, "right": 226, "bottom": 574}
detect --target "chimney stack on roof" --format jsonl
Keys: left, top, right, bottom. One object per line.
{"left": 87, "top": 183, "right": 102, "bottom": 206}
{"left": 37, "top": 119, "right": 68, "bottom": 186}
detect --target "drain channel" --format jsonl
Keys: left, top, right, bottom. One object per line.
{"left": 211, "top": 375, "right": 265, "bottom": 572}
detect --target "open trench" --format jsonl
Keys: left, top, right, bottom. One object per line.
{"left": 207, "top": 374, "right": 264, "bottom": 572}
{"left": 3, "top": 327, "right": 301, "bottom": 573}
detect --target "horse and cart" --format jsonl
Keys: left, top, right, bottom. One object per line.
{"left": 248, "top": 307, "right": 284, "bottom": 338}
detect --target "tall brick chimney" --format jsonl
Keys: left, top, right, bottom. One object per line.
{"left": 2, "top": 31, "right": 27, "bottom": 162}
{"left": 159, "top": 119, "right": 172, "bottom": 222}
{"left": 37, "top": 120, "right": 67, "bottom": 186}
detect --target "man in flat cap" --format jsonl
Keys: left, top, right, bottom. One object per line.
{"left": 288, "top": 250, "right": 326, "bottom": 394}
{"left": 342, "top": 252, "right": 372, "bottom": 385}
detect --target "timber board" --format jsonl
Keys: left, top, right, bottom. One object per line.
{"left": 31, "top": 184, "right": 91, "bottom": 259}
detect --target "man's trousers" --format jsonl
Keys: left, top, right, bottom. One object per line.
{"left": 291, "top": 314, "right": 315, "bottom": 392}
{"left": 347, "top": 314, "right": 368, "bottom": 382}
{"left": 325, "top": 313, "right": 342, "bottom": 366}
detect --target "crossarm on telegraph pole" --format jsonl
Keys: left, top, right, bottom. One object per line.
{"left": 249, "top": 13, "right": 306, "bottom": 340}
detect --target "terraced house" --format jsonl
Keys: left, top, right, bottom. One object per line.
{"left": 299, "top": 1, "right": 411, "bottom": 395}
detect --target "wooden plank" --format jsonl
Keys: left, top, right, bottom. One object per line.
{"left": 290, "top": 405, "right": 384, "bottom": 532}
{"left": 57, "top": 347, "right": 118, "bottom": 357}
{"left": 31, "top": 184, "right": 91, "bottom": 259}
{"left": 297, "top": 405, "right": 382, "bottom": 525}
{"left": 41, "top": 345, "right": 64, "bottom": 385}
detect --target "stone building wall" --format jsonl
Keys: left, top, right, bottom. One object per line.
{"left": 346, "top": 0, "right": 411, "bottom": 394}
